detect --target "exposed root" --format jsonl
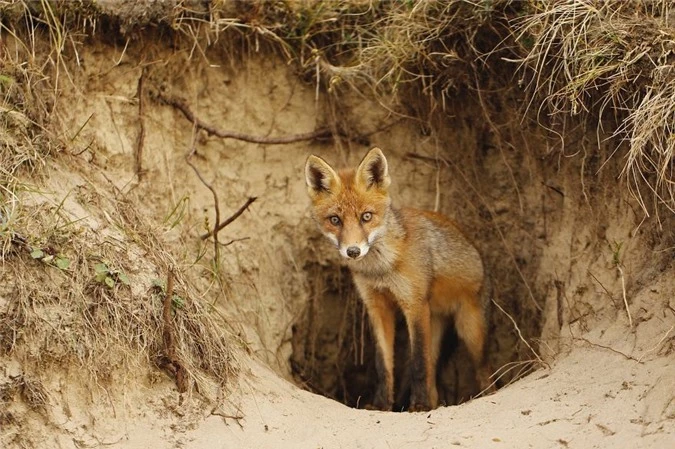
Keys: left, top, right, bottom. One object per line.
{"left": 576, "top": 337, "right": 639, "bottom": 362}
{"left": 492, "top": 298, "right": 546, "bottom": 368}
{"left": 160, "top": 267, "right": 188, "bottom": 393}
{"left": 2, "top": 375, "right": 49, "bottom": 413}
{"left": 158, "top": 93, "right": 334, "bottom": 144}
{"left": 186, "top": 146, "right": 222, "bottom": 262}
{"left": 135, "top": 68, "right": 147, "bottom": 180}
{"left": 617, "top": 265, "right": 633, "bottom": 328}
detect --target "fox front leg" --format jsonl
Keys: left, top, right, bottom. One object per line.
{"left": 404, "top": 300, "right": 436, "bottom": 411}
{"left": 361, "top": 289, "right": 396, "bottom": 411}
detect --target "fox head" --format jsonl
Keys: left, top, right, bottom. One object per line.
{"left": 305, "top": 147, "right": 391, "bottom": 261}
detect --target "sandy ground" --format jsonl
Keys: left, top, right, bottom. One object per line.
{"left": 5, "top": 274, "right": 670, "bottom": 449}
{"left": 227, "top": 343, "right": 674, "bottom": 449}
{"left": 10, "top": 310, "right": 671, "bottom": 449}
{"left": 147, "top": 285, "right": 675, "bottom": 449}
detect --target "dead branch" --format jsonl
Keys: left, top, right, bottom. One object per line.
{"left": 162, "top": 267, "right": 188, "bottom": 392}
{"left": 159, "top": 93, "right": 333, "bottom": 144}
{"left": 201, "top": 196, "right": 257, "bottom": 241}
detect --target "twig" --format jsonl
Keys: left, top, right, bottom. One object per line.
{"left": 135, "top": 68, "right": 147, "bottom": 180}
{"left": 637, "top": 324, "right": 674, "bottom": 363}
{"left": 201, "top": 196, "right": 257, "bottom": 240}
{"left": 576, "top": 336, "right": 639, "bottom": 362}
{"left": 162, "top": 266, "right": 188, "bottom": 392}
{"left": 542, "top": 182, "right": 565, "bottom": 197}
{"left": 587, "top": 270, "right": 619, "bottom": 308}
{"left": 210, "top": 409, "right": 245, "bottom": 428}
{"left": 492, "top": 298, "right": 547, "bottom": 367}
{"left": 617, "top": 265, "right": 633, "bottom": 327}
{"left": 72, "top": 138, "right": 94, "bottom": 156}
{"left": 159, "top": 93, "right": 333, "bottom": 144}
{"left": 219, "top": 237, "right": 251, "bottom": 247}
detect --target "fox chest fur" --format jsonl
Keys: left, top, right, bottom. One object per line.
{"left": 349, "top": 207, "right": 483, "bottom": 314}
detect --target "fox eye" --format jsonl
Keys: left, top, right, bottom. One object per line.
{"left": 361, "top": 212, "right": 373, "bottom": 222}
{"left": 329, "top": 215, "right": 341, "bottom": 226}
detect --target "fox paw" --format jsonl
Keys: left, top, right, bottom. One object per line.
{"left": 363, "top": 400, "right": 392, "bottom": 411}
{"left": 408, "top": 402, "right": 431, "bottom": 412}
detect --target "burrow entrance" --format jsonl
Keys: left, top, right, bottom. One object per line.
{"left": 291, "top": 258, "right": 544, "bottom": 411}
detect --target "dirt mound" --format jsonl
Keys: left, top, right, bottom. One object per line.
{"left": 1, "top": 2, "right": 674, "bottom": 448}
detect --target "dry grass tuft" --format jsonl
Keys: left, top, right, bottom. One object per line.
{"left": 617, "top": 75, "right": 675, "bottom": 215}
{"left": 514, "top": 0, "right": 675, "bottom": 214}
{"left": 85, "top": 1, "right": 511, "bottom": 111}
{"left": 0, "top": 194, "right": 238, "bottom": 398}
{"left": 321, "top": 1, "right": 510, "bottom": 106}
{"left": 0, "top": 374, "right": 49, "bottom": 412}
{"left": 1, "top": 1, "right": 65, "bottom": 258}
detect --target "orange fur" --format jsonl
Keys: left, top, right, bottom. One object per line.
{"left": 305, "top": 148, "right": 492, "bottom": 411}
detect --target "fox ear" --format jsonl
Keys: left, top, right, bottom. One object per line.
{"left": 356, "top": 147, "right": 390, "bottom": 190}
{"left": 305, "top": 155, "right": 341, "bottom": 197}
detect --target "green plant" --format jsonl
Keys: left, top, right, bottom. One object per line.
{"left": 29, "top": 247, "right": 70, "bottom": 270}
{"left": 94, "top": 262, "right": 130, "bottom": 288}
{"left": 610, "top": 241, "right": 623, "bottom": 266}
{"left": 163, "top": 196, "right": 190, "bottom": 229}
{"left": 151, "top": 278, "right": 185, "bottom": 311}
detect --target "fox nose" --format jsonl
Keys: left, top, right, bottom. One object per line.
{"left": 346, "top": 246, "right": 361, "bottom": 259}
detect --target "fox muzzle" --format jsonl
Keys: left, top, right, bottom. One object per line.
{"left": 346, "top": 246, "right": 361, "bottom": 258}
{"left": 339, "top": 242, "right": 370, "bottom": 260}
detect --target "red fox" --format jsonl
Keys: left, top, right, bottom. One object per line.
{"left": 305, "top": 147, "right": 493, "bottom": 411}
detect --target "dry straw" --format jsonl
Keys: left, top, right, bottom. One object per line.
{"left": 513, "top": 0, "right": 675, "bottom": 216}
